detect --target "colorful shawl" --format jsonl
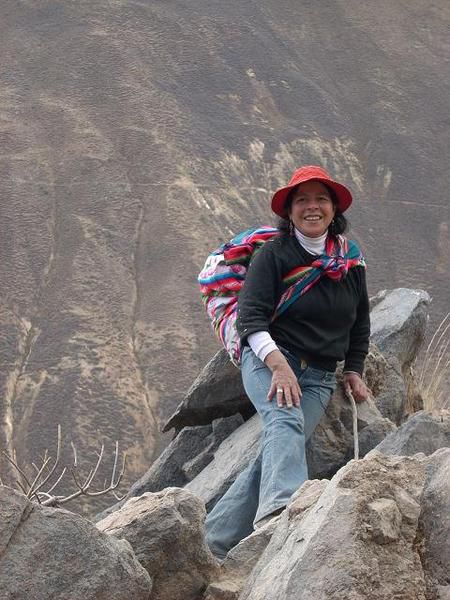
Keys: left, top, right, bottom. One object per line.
{"left": 198, "top": 226, "right": 365, "bottom": 366}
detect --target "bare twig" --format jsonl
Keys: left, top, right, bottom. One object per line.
{"left": 2, "top": 450, "right": 33, "bottom": 494}
{"left": 26, "top": 456, "right": 52, "bottom": 502}
{"left": 71, "top": 441, "right": 78, "bottom": 468}
{"left": 31, "top": 425, "right": 62, "bottom": 496}
{"left": 46, "top": 467, "right": 67, "bottom": 494}
{"left": 2, "top": 427, "right": 127, "bottom": 508}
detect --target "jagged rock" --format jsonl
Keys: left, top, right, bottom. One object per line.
{"left": 204, "top": 525, "right": 276, "bottom": 600}
{"left": 240, "top": 453, "right": 427, "bottom": 600}
{"left": 163, "top": 349, "right": 252, "bottom": 432}
{"left": 182, "top": 415, "right": 245, "bottom": 479}
{"left": 0, "top": 486, "right": 152, "bottom": 600}
{"left": 364, "top": 342, "right": 409, "bottom": 424}
{"left": 358, "top": 417, "right": 398, "bottom": 457}
{"left": 97, "top": 487, "right": 219, "bottom": 600}
{"left": 204, "top": 507, "right": 286, "bottom": 600}
{"left": 369, "top": 289, "right": 430, "bottom": 422}
{"left": 370, "top": 288, "right": 431, "bottom": 367}
{"left": 306, "top": 376, "right": 388, "bottom": 478}
{"left": 371, "top": 410, "right": 450, "bottom": 457}
{"left": 419, "top": 448, "right": 450, "bottom": 598}
{"left": 186, "top": 416, "right": 262, "bottom": 511}
{"left": 187, "top": 384, "right": 389, "bottom": 511}
{"left": 96, "top": 415, "right": 243, "bottom": 521}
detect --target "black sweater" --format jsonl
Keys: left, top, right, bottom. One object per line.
{"left": 236, "top": 234, "right": 370, "bottom": 374}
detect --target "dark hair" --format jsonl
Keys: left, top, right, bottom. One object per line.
{"left": 277, "top": 183, "right": 348, "bottom": 237}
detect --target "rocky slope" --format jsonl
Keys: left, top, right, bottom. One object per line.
{"left": 1, "top": 287, "right": 449, "bottom": 600}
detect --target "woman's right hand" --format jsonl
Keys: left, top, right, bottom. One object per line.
{"left": 265, "top": 350, "right": 302, "bottom": 408}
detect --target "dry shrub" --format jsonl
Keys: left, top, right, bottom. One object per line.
{"left": 416, "top": 313, "right": 450, "bottom": 411}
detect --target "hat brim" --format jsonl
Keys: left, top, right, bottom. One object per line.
{"left": 271, "top": 177, "right": 353, "bottom": 217}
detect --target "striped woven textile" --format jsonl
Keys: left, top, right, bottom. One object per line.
{"left": 198, "top": 226, "right": 365, "bottom": 366}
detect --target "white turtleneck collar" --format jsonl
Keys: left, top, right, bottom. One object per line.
{"left": 294, "top": 228, "right": 327, "bottom": 255}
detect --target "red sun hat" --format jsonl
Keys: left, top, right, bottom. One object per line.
{"left": 271, "top": 165, "right": 353, "bottom": 217}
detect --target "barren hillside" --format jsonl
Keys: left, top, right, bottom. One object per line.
{"left": 1, "top": 0, "right": 449, "bottom": 512}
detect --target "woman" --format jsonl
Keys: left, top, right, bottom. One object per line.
{"left": 205, "top": 165, "right": 370, "bottom": 558}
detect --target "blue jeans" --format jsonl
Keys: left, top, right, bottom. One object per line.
{"left": 205, "top": 346, "right": 336, "bottom": 558}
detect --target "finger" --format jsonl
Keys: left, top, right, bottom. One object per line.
{"left": 353, "top": 382, "right": 366, "bottom": 402}
{"left": 356, "top": 387, "right": 368, "bottom": 402}
{"left": 292, "top": 385, "right": 301, "bottom": 407}
{"left": 284, "top": 387, "right": 293, "bottom": 409}
{"left": 267, "top": 382, "right": 276, "bottom": 401}
{"left": 276, "top": 387, "right": 284, "bottom": 407}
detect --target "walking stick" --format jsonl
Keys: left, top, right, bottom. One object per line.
{"left": 345, "top": 386, "right": 359, "bottom": 460}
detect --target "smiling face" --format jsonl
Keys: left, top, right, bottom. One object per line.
{"left": 288, "top": 180, "right": 336, "bottom": 238}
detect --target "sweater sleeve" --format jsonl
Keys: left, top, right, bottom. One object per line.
{"left": 343, "top": 267, "right": 370, "bottom": 375}
{"left": 236, "top": 241, "right": 284, "bottom": 345}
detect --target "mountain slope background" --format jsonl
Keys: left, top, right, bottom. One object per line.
{"left": 1, "top": 0, "right": 449, "bottom": 512}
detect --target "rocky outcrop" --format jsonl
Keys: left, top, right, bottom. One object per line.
{"left": 3, "top": 428, "right": 448, "bottom": 600}
{"left": 174, "top": 289, "right": 427, "bottom": 510}
{"left": 369, "top": 288, "right": 431, "bottom": 422}
{"left": 163, "top": 351, "right": 251, "bottom": 432}
{"left": 97, "top": 487, "right": 219, "bottom": 600}
{"left": 203, "top": 448, "right": 450, "bottom": 600}
{"left": 186, "top": 416, "right": 262, "bottom": 512}
{"left": 372, "top": 410, "right": 450, "bottom": 457}
{"left": 370, "top": 288, "right": 431, "bottom": 368}
{"left": 96, "top": 414, "right": 243, "bottom": 521}
{"left": 239, "top": 452, "right": 428, "bottom": 600}
{"left": 1, "top": 284, "right": 448, "bottom": 600}
{"left": 0, "top": 486, "right": 152, "bottom": 600}
{"left": 90, "top": 287, "right": 430, "bottom": 540}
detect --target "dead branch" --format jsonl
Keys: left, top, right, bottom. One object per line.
{"left": 1, "top": 427, "right": 127, "bottom": 508}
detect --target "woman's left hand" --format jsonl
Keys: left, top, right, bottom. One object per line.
{"left": 343, "top": 372, "right": 369, "bottom": 403}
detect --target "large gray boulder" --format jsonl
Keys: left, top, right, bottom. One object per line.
{"left": 306, "top": 372, "right": 395, "bottom": 478}
{"left": 368, "top": 289, "right": 431, "bottom": 423}
{"left": 186, "top": 415, "right": 262, "bottom": 511}
{"left": 240, "top": 452, "right": 428, "bottom": 600}
{"left": 369, "top": 288, "right": 431, "bottom": 422}
{"left": 163, "top": 349, "right": 251, "bottom": 432}
{"left": 204, "top": 450, "right": 450, "bottom": 600}
{"left": 97, "top": 487, "right": 219, "bottom": 600}
{"left": 0, "top": 486, "right": 152, "bottom": 600}
{"left": 370, "top": 288, "right": 431, "bottom": 367}
{"left": 364, "top": 341, "right": 410, "bottom": 424}
{"left": 371, "top": 410, "right": 450, "bottom": 457}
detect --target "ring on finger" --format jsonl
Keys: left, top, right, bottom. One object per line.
{"left": 276, "top": 387, "right": 283, "bottom": 394}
